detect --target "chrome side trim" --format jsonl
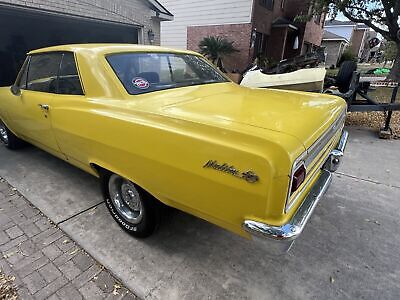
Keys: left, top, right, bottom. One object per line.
{"left": 243, "top": 170, "right": 332, "bottom": 254}
{"left": 336, "top": 129, "right": 348, "bottom": 153}
{"left": 285, "top": 110, "right": 346, "bottom": 212}
{"left": 304, "top": 111, "right": 346, "bottom": 168}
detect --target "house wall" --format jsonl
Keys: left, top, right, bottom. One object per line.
{"left": 362, "top": 30, "right": 377, "bottom": 61}
{"left": 187, "top": 23, "right": 252, "bottom": 72}
{"left": 283, "top": 0, "right": 324, "bottom": 48}
{"left": 160, "top": 0, "right": 253, "bottom": 49}
{"left": 252, "top": 0, "right": 284, "bottom": 36}
{"left": 303, "top": 19, "right": 324, "bottom": 47}
{"left": 0, "top": 0, "right": 160, "bottom": 45}
{"left": 283, "top": 0, "right": 310, "bottom": 19}
{"left": 350, "top": 28, "right": 367, "bottom": 59}
{"left": 162, "top": 0, "right": 324, "bottom": 69}
{"left": 322, "top": 40, "right": 347, "bottom": 67}
{"left": 255, "top": 0, "right": 324, "bottom": 61}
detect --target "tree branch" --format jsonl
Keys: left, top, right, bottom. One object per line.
{"left": 394, "top": 0, "right": 400, "bottom": 17}
{"left": 381, "top": 0, "right": 393, "bottom": 20}
{"left": 345, "top": 5, "right": 383, "bottom": 18}
{"left": 342, "top": 9, "right": 391, "bottom": 39}
{"left": 381, "top": 0, "right": 398, "bottom": 33}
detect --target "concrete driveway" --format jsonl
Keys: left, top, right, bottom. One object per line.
{"left": 0, "top": 127, "right": 399, "bottom": 299}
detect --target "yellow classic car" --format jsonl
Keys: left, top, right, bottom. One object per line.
{"left": 0, "top": 44, "right": 348, "bottom": 254}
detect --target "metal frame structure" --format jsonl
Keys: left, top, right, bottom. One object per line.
{"left": 326, "top": 71, "right": 400, "bottom": 135}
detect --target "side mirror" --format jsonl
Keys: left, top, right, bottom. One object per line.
{"left": 10, "top": 85, "right": 21, "bottom": 96}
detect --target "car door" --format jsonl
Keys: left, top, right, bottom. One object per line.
{"left": 8, "top": 52, "right": 62, "bottom": 154}
{"left": 49, "top": 52, "right": 88, "bottom": 165}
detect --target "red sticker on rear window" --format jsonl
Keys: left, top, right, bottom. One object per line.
{"left": 132, "top": 77, "right": 150, "bottom": 89}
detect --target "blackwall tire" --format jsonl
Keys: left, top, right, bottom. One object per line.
{"left": 101, "top": 172, "right": 160, "bottom": 238}
{"left": 0, "top": 121, "right": 24, "bottom": 150}
{"left": 336, "top": 60, "right": 357, "bottom": 93}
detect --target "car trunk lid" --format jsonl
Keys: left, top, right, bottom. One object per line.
{"left": 157, "top": 83, "right": 346, "bottom": 148}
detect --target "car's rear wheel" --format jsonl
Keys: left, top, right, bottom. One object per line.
{"left": 102, "top": 173, "right": 160, "bottom": 238}
{"left": 0, "top": 121, "right": 24, "bottom": 150}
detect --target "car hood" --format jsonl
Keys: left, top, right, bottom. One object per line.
{"left": 144, "top": 83, "right": 346, "bottom": 148}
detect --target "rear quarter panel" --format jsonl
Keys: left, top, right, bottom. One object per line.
{"left": 50, "top": 96, "right": 303, "bottom": 237}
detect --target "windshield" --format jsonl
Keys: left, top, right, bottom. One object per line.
{"left": 106, "top": 52, "right": 228, "bottom": 95}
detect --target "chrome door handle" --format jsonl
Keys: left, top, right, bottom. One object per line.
{"left": 38, "top": 104, "right": 49, "bottom": 112}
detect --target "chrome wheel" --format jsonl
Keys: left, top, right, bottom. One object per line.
{"left": 108, "top": 174, "right": 143, "bottom": 224}
{"left": 0, "top": 122, "right": 8, "bottom": 145}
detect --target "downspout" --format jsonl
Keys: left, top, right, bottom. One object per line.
{"left": 248, "top": 0, "right": 256, "bottom": 66}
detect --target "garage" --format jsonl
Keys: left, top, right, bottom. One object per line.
{"left": 0, "top": 1, "right": 173, "bottom": 86}
{"left": 0, "top": 5, "right": 138, "bottom": 86}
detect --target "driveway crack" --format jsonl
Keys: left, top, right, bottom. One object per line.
{"left": 56, "top": 200, "right": 104, "bottom": 225}
{"left": 335, "top": 172, "right": 400, "bottom": 189}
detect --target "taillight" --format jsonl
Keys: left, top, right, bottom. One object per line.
{"left": 290, "top": 164, "right": 306, "bottom": 195}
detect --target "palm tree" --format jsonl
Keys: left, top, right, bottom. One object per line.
{"left": 198, "top": 36, "right": 239, "bottom": 72}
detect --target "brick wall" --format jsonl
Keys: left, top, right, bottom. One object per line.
{"left": 350, "top": 29, "right": 367, "bottom": 58}
{"left": 283, "top": 0, "right": 310, "bottom": 19}
{"left": 303, "top": 19, "right": 324, "bottom": 47}
{"left": 252, "top": 0, "right": 283, "bottom": 36}
{"left": 283, "top": 0, "right": 325, "bottom": 50}
{"left": 187, "top": 23, "right": 253, "bottom": 72}
{"left": 251, "top": 0, "right": 324, "bottom": 61}
{"left": 0, "top": 0, "right": 161, "bottom": 45}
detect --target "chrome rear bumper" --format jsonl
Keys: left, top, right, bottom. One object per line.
{"left": 243, "top": 130, "right": 348, "bottom": 255}
{"left": 323, "top": 130, "right": 348, "bottom": 172}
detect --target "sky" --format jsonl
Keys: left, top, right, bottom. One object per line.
{"left": 331, "top": 10, "right": 385, "bottom": 40}
{"left": 336, "top": 12, "right": 347, "bottom": 21}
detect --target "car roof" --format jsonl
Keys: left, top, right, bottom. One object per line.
{"left": 28, "top": 44, "right": 200, "bottom": 56}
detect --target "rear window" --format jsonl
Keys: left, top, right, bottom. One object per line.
{"left": 106, "top": 52, "right": 227, "bottom": 95}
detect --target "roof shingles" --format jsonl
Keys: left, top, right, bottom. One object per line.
{"left": 322, "top": 30, "right": 349, "bottom": 42}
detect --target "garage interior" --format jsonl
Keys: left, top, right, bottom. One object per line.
{"left": 0, "top": 5, "right": 139, "bottom": 86}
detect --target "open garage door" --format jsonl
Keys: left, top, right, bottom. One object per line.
{"left": 0, "top": 5, "right": 139, "bottom": 86}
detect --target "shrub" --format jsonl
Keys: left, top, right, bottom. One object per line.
{"left": 198, "top": 36, "right": 239, "bottom": 72}
{"left": 338, "top": 48, "right": 357, "bottom": 66}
